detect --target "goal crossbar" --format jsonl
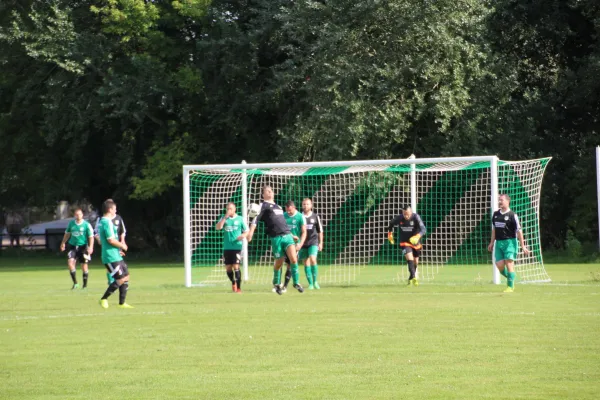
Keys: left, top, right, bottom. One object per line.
{"left": 183, "top": 155, "right": 497, "bottom": 172}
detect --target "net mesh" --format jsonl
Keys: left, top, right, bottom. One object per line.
{"left": 186, "top": 158, "right": 551, "bottom": 286}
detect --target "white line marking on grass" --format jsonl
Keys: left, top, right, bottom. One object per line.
{"left": 0, "top": 311, "right": 166, "bottom": 322}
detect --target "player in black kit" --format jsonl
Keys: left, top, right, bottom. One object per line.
{"left": 247, "top": 185, "right": 304, "bottom": 295}
{"left": 299, "top": 198, "right": 323, "bottom": 289}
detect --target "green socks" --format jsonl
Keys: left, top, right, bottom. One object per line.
{"left": 272, "top": 269, "right": 282, "bottom": 285}
{"left": 304, "top": 266, "right": 314, "bottom": 285}
{"left": 312, "top": 265, "right": 318, "bottom": 283}
{"left": 291, "top": 263, "right": 300, "bottom": 285}
{"left": 507, "top": 271, "right": 516, "bottom": 289}
{"left": 499, "top": 266, "right": 508, "bottom": 278}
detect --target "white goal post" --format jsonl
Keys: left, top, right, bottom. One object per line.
{"left": 183, "top": 155, "right": 551, "bottom": 287}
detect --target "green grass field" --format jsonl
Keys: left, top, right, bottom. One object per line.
{"left": 1, "top": 258, "right": 600, "bottom": 399}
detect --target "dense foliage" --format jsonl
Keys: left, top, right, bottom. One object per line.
{"left": 1, "top": 0, "right": 598, "bottom": 252}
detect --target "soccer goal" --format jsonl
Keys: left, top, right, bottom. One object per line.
{"left": 183, "top": 156, "right": 551, "bottom": 287}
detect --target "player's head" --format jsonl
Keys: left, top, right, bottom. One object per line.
{"left": 401, "top": 204, "right": 413, "bottom": 220}
{"left": 226, "top": 202, "right": 236, "bottom": 214}
{"left": 102, "top": 199, "right": 117, "bottom": 217}
{"left": 262, "top": 185, "right": 274, "bottom": 201}
{"left": 302, "top": 198, "right": 313, "bottom": 213}
{"left": 499, "top": 194, "right": 510, "bottom": 210}
{"left": 73, "top": 208, "right": 83, "bottom": 221}
{"left": 285, "top": 200, "right": 296, "bottom": 214}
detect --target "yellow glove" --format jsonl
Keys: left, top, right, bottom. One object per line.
{"left": 409, "top": 234, "right": 421, "bottom": 245}
{"left": 387, "top": 232, "right": 394, "bottom": 245}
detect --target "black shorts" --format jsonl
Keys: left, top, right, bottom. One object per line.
{"left": 67, "top": 244, "right": 91, "bottom": 264}
{"left": 105, "top": 260, "right": 129, "bottom": 280}
{"left": 401, "top": 246, "right": 421, "bottom": 259}
{"left": 223, "top": 250, "right": 242, "bottom": 265}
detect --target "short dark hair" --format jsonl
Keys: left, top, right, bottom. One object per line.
{"left": 401, "top": 204, "right": 412, "bottom": 211}
{"left": 499, "top": 193, "right": 511, "bottom": 202}
{"left": 73, "top": 207, "right": 83, "bottom": 213}
{"left": 102, "top": 199, "right": 116, "bottom": 214}
{"left": 285, "top": 200, "right": 296, "bottom": 208}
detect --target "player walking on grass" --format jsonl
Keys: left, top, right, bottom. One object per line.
{"left": 216, "top": 202, "right": 248, "bottom": 293}
{"left": 98, "top": 199, "right": 133, "bottom": 309}
{"left": 94, "top": 207, "right": 127, "bottom": 285}
{"left": 300, "top": 198, "right": 323, "bottom": 290}
{"left": 387, "top": 205, "right": 426, "bottom": 286}
{"left": 488, "top": 194, "right": 530, "bottom": 293}
{"left": 60, "top": 208, "right": 94, "bottom": 289}
{"left": 282, "top": 201, "right": 306, "bottom": 292}
{"left": 246, "top": 185, "right": 304, "bottom": 295}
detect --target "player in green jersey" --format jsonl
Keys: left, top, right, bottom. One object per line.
{"left": 216, "top": 202, "right": 249, "bottom": 293}
{"left": 282, "top": 200, "right": 306, "bottom": 292}
{"left": 94, "top": 206, "right": 127, "bottom": 285}
{"left": 98, "top": 199, "right": 133, "bottom": 309}
{"left": 60, "top": 208, "right": 94, "bottom": 289}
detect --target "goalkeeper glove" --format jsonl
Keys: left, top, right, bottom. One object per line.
{"left": 409, "top": 234, "right": 421, "bottom": 246}
{"left": 387, "top": 232, "right": 394, "bottom": 245}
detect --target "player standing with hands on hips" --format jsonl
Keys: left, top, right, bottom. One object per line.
{"left": 488, "top": 194, "right": 530, "bottom": 293}
{"left": 215, "top": 202, "right": 249, "bottom": 293}
{"left": 387, "top": 205, "right": 426, "bottom": 286}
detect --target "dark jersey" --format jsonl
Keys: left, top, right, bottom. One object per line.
{"left": 94, "top": 214, "right": 126, "bottom": 239}
{"left": 492, "top": 209, "right": 521, "bottom": 240}
{"left": 251, "top": 202, "right": 290, "bottom": 238}
{"left": 302, "top": 211, "right": 323, "bottom": 248}
{"left": 387, "top": 213, "right": 426, "bottom": 245}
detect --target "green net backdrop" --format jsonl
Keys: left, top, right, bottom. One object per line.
{"left": 186, "top": 158, "right": 551, "bottom": 286}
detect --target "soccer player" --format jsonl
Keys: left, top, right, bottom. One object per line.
{"left": 282, "top": 200, "right": 306, "bottom": 292}
{"left": 387, "top": 205, "right": 426, "bottom": 286}
{"left": 300, "top": 198, "right": 323, "bottom": 289}
{"left": 97, "top": 199, "right": 133, "bottom": 309}
{"left": 487, "top": 193, "right": 530, "bottom": 293}
{"left": 215, "top": 202, "right": 249, "bottom": 293}
{"left": 59, "top": 208, "right": 94, "bottom": 289}
{"left": 94, "top": 205, "right": 127, "bottom": 285}
{"left": 246, "top": 185, "right": 304, "bottom": 295}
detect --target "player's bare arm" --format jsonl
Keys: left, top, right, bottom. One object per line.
{"left": 318, "top": 231, "right": 324, "bottom": 252}
{"left": 108, "top": 237, "right": 128, "bottom": 252}
{"left": 87, "top": 234, "right": 94, "bottom": 255}
{"left": 487, "top": 228, "right": 495, "bottom": 252}
{"left": 215, "top": 216, "right": 227, "bottom": 231}
{"left": 236, "top": 230, "right": 249, "bottom": 242}
{"left": 518, "top": 230, "right": 530, "bottom": 255}
{"left": 297, "top": 224, "right": 307, "bottom": 251}
{"left": 60, "top": 232, "right": 71, "bottom": 252}
{"left": 246, "top": 224, "right": 257, "bottom": 243}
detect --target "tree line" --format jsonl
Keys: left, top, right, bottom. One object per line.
{"left": 0, "top": 0, "right": 598, "bottom": 254}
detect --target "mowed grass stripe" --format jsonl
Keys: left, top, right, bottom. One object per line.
{"left": 1, "top": 261, "right": 599, "bottom": 400}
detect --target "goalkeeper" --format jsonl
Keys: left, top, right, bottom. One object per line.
{"left": 386, "top": 205, "right": 427, "bottom": 286}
